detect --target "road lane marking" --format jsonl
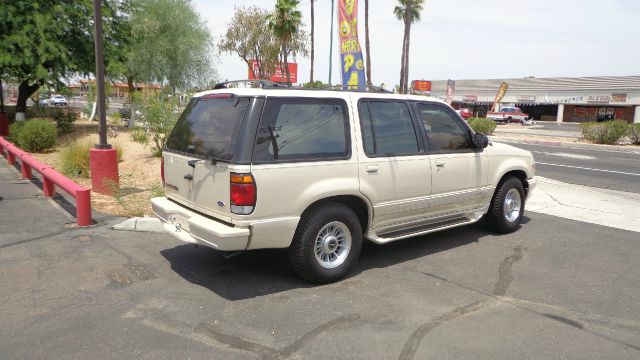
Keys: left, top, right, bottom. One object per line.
{"left": 531, "top": 151, "right": 595, "bottom": 160}
{"left": 536, "top": 162, "right": 640, "bottom": 176}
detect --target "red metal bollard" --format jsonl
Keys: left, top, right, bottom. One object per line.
{"left": 0, "top": 112, "right": 8, "bottom": 137}
{"left": 75, "top": 189, "right": 92, "bottom": 227}
{"left": 43, "top": 177, "right": 55, "bottom": 197}
{"left": 21, "top": 161, "right": 32, "bottom": 179}
{"left": 7, "top": 151, "right": 15, "bottom": 165}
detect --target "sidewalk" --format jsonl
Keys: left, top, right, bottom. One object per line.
{"left": 528, "top": 176, "right": 640, "bottom": 233}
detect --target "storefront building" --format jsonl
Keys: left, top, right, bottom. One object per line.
{"left": 430, "top": 76, "right": 640, "bottom": 123}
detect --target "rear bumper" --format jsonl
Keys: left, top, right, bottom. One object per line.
{"left": 151, "top": 197, "right": 249, "bottom": 251}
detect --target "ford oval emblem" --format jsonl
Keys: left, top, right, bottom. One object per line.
{"left": 217, "top": 201, "right": 226, "bottom": 207}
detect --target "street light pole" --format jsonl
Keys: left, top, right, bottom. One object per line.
{"left": 90, "top": 0, "right": 119, "bottom": 196}
{"left": 93, "top": 0, "right": 109, "bottom": 150}
{"left": 328, "top": 0, "right": 335, "bottom": 85}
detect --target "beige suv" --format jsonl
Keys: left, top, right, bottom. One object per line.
{"left": 152, "top": 81, "right": 535, "bottom": 283}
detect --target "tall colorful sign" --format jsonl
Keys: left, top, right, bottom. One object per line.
{"left": 338, "top": 0, "right": 365, "bottom": 89}
{"left": 491, "top": 82, "right": 509, "bottom": 112}
{"left": 444, "top": 80, "right": 455, "bottom": 104}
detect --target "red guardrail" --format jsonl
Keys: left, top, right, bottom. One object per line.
{"left": 0, "top": 137, "right": 92, "bottom": 226}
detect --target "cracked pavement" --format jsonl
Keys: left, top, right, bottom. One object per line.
{"left": 2, "top": 155, "right": 640, "bottom": 359}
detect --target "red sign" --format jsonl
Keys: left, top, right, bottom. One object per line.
{"left": 574, "top": 107, "right": 586, "bottom": 117}
{"left": 585, "top": 108, "right": 598, "bottom": 117}
{"left": 411, "top": 80, "right": 432, "bottom": 93}
{"left": 615, "top": 108, "right": 626, "bottom": 119}
{"left": 248, "top": 60, "right": 298, "bottom": 84}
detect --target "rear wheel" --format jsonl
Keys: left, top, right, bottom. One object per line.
{"left": 289, "top": 202, "right": 362, "bottom": 283}
{"left": 484, "top": 177, "right": 525, "bottom": 233}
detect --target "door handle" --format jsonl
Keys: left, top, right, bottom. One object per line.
{"left": 184, "top": 174, "right": 193, "bottom": 180}
{"left": 435, "top": 160, "right": 446, "bottom": 167}
{"left": 366, "top": 165, "right": 379, "bottom": 173}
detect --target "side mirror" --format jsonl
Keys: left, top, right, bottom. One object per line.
{"left": 473, "top": 133, "right": 489, "bottom": 149}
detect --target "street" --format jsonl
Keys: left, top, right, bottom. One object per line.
{"left": 495, "top": 139, "right": 640, "bottom": 193}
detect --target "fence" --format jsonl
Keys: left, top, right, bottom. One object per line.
{"left": 0, "top": 137, "right": 92, "bottom": 226}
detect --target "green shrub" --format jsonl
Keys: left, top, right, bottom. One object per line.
{"left": 630, "top": 123, "right": 640, "bottom": 145}
{"left": 133, "top": 95, "right": 179, "bottom": 156}
{"left": 468, "top": 118, "right": 497, "bottom": 135}
{"left": 61, "top": 142, "right": 124, "bottom": 178}
{"left": 7, "top": 121, "right": 27, "bottom": 143}
{"left": 15, "top": 119, "right": 57, "bottom": 152}
{"left": 130, "top": 125, "right": 149, "bottom": 144}
{"left": 61, "top": 142, "right": 91, "bottom": 177}
{"left": 580, "top": 120, "right": 629, "bottom": 145}
{"left": 52, "top": 108, "right": 78, "bottom": 135}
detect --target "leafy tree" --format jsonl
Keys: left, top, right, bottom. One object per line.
{"left": 394, "top": 0, "right": 424, "bottom": 94}
{"left": 0, "top": 1, "right": 94, "bottom": 117}
{"left": 218, "top": 6, "right": 280, "bottom": 80}
{"left": 268, "top": 0, "right": 306, "bottom": 84}
{"left": 129, "top": 0, "right": 216, "bottom": 93}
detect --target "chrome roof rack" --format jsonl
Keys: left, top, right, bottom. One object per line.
{"left": 212, "top": 80, "right": 391, "bottom": 93}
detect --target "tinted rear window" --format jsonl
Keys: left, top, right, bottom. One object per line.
{"left": 166, "top": 97, "right": 250, "bottom": 160}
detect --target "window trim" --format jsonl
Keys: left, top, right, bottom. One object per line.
{"left": 251, "top": 96, "right": 352, "bottom": 164}
{"left": 357, "top": 98, "right": 426, "bottom": 158}
{"left": 413, "top": 101, "right": 478, "bottom": 155}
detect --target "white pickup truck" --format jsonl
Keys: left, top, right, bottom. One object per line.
{"left": 487, "top": 106, "right": 529, "bottom": 124}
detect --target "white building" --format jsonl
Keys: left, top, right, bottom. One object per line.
{"left": 430, "top": 76, "right": 640, "bottom": 123}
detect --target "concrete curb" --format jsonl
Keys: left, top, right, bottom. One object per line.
{"left": 112, "top": 217, "right": 164, "bottom": 233}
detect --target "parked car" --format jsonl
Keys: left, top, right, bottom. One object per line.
{"left": 152, "top": 80, "right": 536, "bottom": 283}
{"left": 456, "top": 108, "right": 472, "bottom": 119}
{"left": 49, "top": 95, "right": 68, "bottom": 106}
{"left": 38, "top": 96, "right": 49, "bottom": 107}
{"left": 487, "top": 106, "right": 529, "bottom": 124}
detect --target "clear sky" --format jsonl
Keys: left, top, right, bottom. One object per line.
{"left": 192, "top": 0, "right": 640, "bottom": 87}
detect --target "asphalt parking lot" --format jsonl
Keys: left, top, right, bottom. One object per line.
{"left": 1, "top": 205, "right": 639, "bottom": 359}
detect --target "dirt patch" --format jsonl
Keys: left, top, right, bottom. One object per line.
{"left": 31, "top": 120, "right": 163, "bottom": 217}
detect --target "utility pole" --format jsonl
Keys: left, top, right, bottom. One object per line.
{"left": 93, "top": 0, "right": 109, "bottom": 150}
{"left": 328, "top": 0, "right": 335, "bottom": 85}
{"left": 90, "top": 0, "right": 119, "bottom": 195}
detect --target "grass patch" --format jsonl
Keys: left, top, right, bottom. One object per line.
{"left": 60, "top": 141, "right": 124, "bottom": 178}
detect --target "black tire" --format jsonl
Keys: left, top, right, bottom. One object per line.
{"left": 484, "top": 177, "right": 525, "bottom": 234}
{"left": 288, "top": 202, "right": 362, "bottom": 283}
{"left": 507, "top": 117, "right": 512, "bottom": 124}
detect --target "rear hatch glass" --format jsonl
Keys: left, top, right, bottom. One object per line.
{"left": 166, "top": 96, "right": 250, "bottom": 160}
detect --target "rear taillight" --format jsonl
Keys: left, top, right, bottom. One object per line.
{"left": 230, "top": 173, "right": 256, "bottom": 215}
{"left": 160, "top": 157, "right": 165, "bottom": 185}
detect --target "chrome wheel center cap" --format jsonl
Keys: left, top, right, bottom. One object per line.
{"left": 323, "top": 235, "right": 338, "bottom": 253}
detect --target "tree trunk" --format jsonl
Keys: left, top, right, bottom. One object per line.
{"left": 399, "top": 22, "right": 408, "bottom": 94}
{"left": 310, "top": 0, "right": 315, "bottom": 83}
{"left": 283, "top": 44, "right": 291, "bottom": 84}
{"left": 16, "top": 80, "right": 40, "bottom": 120}
{"left": 404, "top": 21, "right": 412, "bottom": 94}
{"left": 127, "top": 76, "right": 135, "bottom": 103}
{"left": 365, "top": 0, "right": 372, "bottom": 86}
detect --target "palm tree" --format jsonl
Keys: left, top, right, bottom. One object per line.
{"left": 310, "top": 0, "right": 315, "bottom": 83}
{"left": 394, "top": 0, "right": 424, "bottom": 93}
{"left": 268, "top": 0, "right": 303, "bottom": 84}
{"left": 365, "top": 0, "right": 372, "bottom": 86}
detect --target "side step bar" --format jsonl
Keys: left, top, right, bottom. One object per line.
{"left": 368, "top": 217, "right": 478, "bottom": 244}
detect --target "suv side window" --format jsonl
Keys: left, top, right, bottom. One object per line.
{"left": 359, "top": 101, "right": 420, "bottom": 156}
{"left": 252, "top": 98, "right": 350, "bottom": 163}
{"left": 417, "top": 103, "right": 474, "bottom": 152}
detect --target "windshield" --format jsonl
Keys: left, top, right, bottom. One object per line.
{"left": 165, "top": 97, "right": 250, "bottom": 160}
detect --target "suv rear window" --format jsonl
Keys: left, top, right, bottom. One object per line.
{"left": 165, "top": 97, "right": 250, "bottom": 160}
{"left": 252, "top": 98, "right": 350, "bottom": 163}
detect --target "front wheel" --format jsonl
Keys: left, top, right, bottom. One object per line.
{"left": 484, "top": 177, "right": 525, "bottom": 233}
{"left": 289, "top": 203, "right": 363, "bottom": 283}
